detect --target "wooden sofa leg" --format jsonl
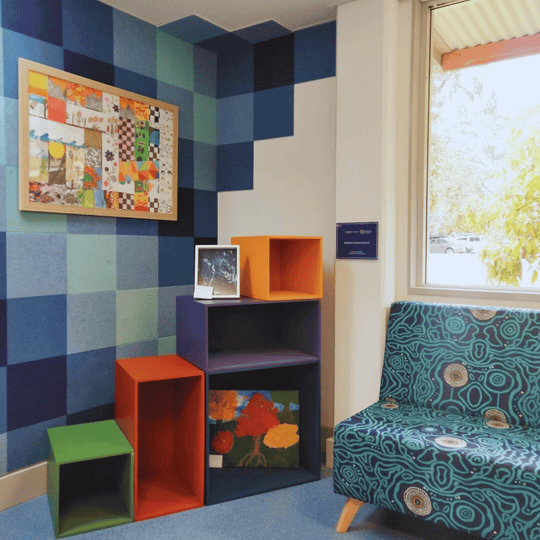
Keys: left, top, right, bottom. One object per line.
{"left": 336, "top": 497, "right": 365, "bottom": 533}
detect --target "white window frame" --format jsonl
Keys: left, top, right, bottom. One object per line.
{"left": 408, "top": 0, "right": 540, "bottom": 301}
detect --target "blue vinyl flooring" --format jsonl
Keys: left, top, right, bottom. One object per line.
{"left": 0, "top": 473, "right": 477, "bottom": 540}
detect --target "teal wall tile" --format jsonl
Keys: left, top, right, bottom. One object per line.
{"left": 157, "top": 30, "right": 194, "bottom": 91}
{"left": 116, "top": 339, "right": 158, "bottom": 359}
{"left": 67, "top": 235, "right": 117, "bottom": 294}
{"left": 116, "top": 288, "right": 158, "bottom": 346}
{"left": 158, "top": 336, "right": 176, "bottom": 355}
{"left": 0, "top": 167, "right": 6, "bottom": 232}
{"left": 4, "top": 98, "right": 18, "bottom": 167}
{"left": 0, "top": 98, "right": 5, "bottom": 166}
{"left": 194, "top": 93, "right": 217, "bottom": 144}
{"left": 194, "top": 141, "right": 217, "bottom": 191}
{"left": 0, "top": 28, "right": 3, "bottom": 97}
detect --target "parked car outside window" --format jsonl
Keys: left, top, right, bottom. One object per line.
{"left": 429, "top": 236, "right": 468, "bottom": 254}
{"left": 453, "top": 234, "right": 486, "bottom": 253}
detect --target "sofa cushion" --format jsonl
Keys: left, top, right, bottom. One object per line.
{"left": 334, "top": 401, "right": 540, "bottom": 539}
{"left": 380, "top": 302, "right": 540, "bottom": 429}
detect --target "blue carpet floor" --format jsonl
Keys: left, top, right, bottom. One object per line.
{"left": 0, "top": 475, "right": 477, "bottom": 540}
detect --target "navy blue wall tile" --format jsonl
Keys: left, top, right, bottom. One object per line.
{"left": 194, "top": 237, "right": 217, "bottom": 248}
{"left": 158, "top": 81, "right": 194, "bottom": 141}
{"left": 217, "top": 93, "right": 254, "bottom": 145}
{"left": 0, "top": 233, "right": 5, "bottom": 300}
{"left": 0, "top": 301, "right": 6, "bottom": 368}
{"left": 234, "top": 21, "right": 292, "bottom": 44}
{"left": 7, "top": 356, "right": 67, "bottom": 431}
{"left": 194, "top": 45, "right": 217, "bottom": 98}
{"left": 158, "top": 236, "right": 195, "bottom": 287}
{"left": 66, "top": 402, "right": 115, "bottom": 426}
{"left": 3, "top": 30, "right": 64, "bottom": 99}
{"left": 294, "top": 21, "right": 336, "bottom": 84}
{"left": 158, "top": 188, "right": 194, "bottom": 237}
{"left": 2, "top": 0, "right": 63, "bottom": 46}
{"left": 63, "top": 50, "right": 115, "bottom": 86}
{"left": 159, "top": 15, "right": 227, "bottom": 45}
{"left": 178, "top": 138, "right": 195, "bottom": 189}
{"left": 62, "top": 0, "right": 114, "bottom": 64}
{"left": 6, "top": 295, "right": 67, "bottom": 364}
{"left": 254, "top": 34, "right": 294, "bottom": 92}
{"left": 7, "top": 417, "right": 66, "bottom": 471}
{"left": 116, "top": 219, "right": 159, "bottom": 237}
{"left": 217, "top": 142, "right": 254, "bottom": 192}
{"left": 0, "top": 367, "right": 6, "bottom": 434}
{"left": 194, "top": 190, "right": 217, "bottom": 237}
{"left": 114, "top": 67, "right": 157, "bottom": 99}
{"left": 113, "top": 10, "right": 157, "bottom": 80}
{"left": 198, "top": 34, "right": 254, "bottom": 99}
{"left": 67, "top": 216, "right": 117, "bottom": 235}
{"left": 67, "top": 347, "right": 116, "bottom": 415}
{"left": 254, "top": 85, "right": 294, "bottom": 141}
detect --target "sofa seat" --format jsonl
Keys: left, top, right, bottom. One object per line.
{"left": 334, "top": 401, "right": 540, "bottom": 539}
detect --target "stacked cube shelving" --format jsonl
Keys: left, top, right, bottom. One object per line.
{"left": 177, "top": 235, "right": 323, "bottom": 505}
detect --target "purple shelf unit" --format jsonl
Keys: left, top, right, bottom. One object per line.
{"left": 176, "top": 296, "right": 321, "bottom": 374}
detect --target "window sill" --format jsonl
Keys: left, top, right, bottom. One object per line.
{"left": 409, "top": 283, "right": 540, "bottom": 303}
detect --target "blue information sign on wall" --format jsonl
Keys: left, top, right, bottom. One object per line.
{"left": 336, "top": 222, "right": 378, "bottom": 260}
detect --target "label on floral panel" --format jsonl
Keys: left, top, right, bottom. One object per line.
{"left": 209, "top": 455, "right": 224, "bottom": 468}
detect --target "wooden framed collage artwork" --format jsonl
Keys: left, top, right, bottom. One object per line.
{"left": 18, "top": 58, "right": 178, "bottom": 220}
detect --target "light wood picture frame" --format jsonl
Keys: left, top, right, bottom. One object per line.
{"left": 18, "top": 58, "right": 178, "bottom": 220}
{"left": 194, "top": 245, "right": 240, "bottom": 298}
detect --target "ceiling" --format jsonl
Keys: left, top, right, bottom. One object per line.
{"left": 432, "top": 0, "right": 540, "bottom": 59}
{"left": 98, "top": 0, "right": 341, "bottom": 32}
{"left": 97, "top": 0, "right": 540, "bottom": 50}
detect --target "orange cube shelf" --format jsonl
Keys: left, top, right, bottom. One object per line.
{"left": 231, "top": 236, "right": 323, "bottom": 301}
{"left": 115, "top": 355, "right": 205, "bottom": 521}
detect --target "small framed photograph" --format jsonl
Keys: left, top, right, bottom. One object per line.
{"left": 195, "top": 245, "right": 240, "bottom": 299}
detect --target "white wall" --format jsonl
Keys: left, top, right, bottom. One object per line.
{"left": 218, "top": 77, "right": 337, "bottom": 429}
{"left": 334, "top": 0, "right": 399, "bottom": 423}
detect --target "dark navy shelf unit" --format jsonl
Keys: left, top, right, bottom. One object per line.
{"left": 176, "top": 296, "right": 321, "bottom": 505}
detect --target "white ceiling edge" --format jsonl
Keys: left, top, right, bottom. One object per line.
{"left": 98, "top": 0, "right": 339, "bottom": 33}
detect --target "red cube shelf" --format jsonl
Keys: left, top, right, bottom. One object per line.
{"left": 115, "top": 355, "right": 205, "bottom": 521}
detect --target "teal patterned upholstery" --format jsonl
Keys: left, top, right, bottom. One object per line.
{"left": 333, "top": 301, "right": 540, "bottom": 539}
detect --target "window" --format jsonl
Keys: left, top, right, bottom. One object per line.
{"left": 410, "top": 0, "right": 540, "bottom": 298}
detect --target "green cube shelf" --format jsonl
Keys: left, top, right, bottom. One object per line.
{"left": 47, "top": 420, "right": 134, "bottom": 538}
